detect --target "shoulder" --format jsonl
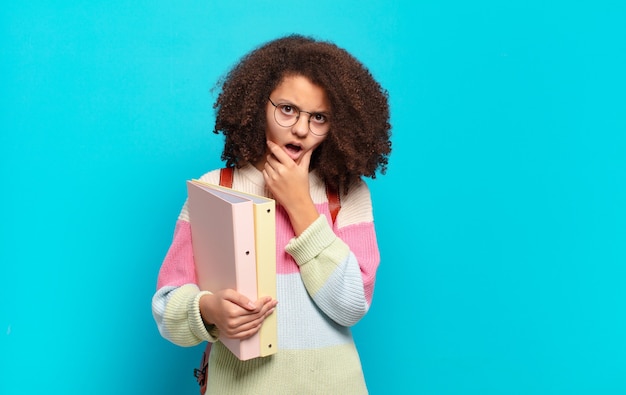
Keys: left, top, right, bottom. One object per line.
{"left": 336, "top": 179, "right": 374, "bottom": 227}
{"left": 197, "top": 168, "right": 224, "bottom": 185}
{"left": 197, "top": 165, "right": 266, "bottom": 196}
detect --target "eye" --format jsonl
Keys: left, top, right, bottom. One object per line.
{"left": 310, "top": 113, "right": 328, "bottom": 124}
{"left": 278, "top": 104, "right": 297, "bottom": 116}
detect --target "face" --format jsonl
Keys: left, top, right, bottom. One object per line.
{"left": 260, "top": 75, "right": 330, "bottom": 168}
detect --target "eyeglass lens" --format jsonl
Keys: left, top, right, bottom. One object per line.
{"left": 273, "top": 103, "right": 329, "bottom": 136}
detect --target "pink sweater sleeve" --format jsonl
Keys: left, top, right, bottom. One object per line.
{"left": 337, "top": 222, "right": 379, "bottom": 305}
{"left": 156, "top": 219, "right": 197, "bottom": 289}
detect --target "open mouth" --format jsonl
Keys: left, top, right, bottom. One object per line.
{"left": 285, "top": 143, "right": 302, "bottom": 154}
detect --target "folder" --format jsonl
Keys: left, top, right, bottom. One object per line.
{"left": 187, "top": 180, "right": 277, "bottom": 360}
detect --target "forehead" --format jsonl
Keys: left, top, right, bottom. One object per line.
{"left": 271, "top": 75, "right": 329, "bottom": 110}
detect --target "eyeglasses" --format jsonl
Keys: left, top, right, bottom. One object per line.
{"left": 268, "top": 97, "right": 330, "bottom": 136}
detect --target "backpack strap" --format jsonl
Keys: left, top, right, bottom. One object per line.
{"left": 219, "top": 166, "right": 234, "bottom": 189}
{"left": 219, "top": 167, "right": 340, "bottom": 224}
{"left": 326, "top": 184, "right": 340, "bottom": 225}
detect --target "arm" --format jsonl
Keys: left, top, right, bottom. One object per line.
{"left": 286, "top": 181, "right": 380, "bottom": 327}
{"left": 152, "top": 218, "right": 216, "bottom": 346}
{"left": 152, "top": 201, "right": 276, "bottom": 346}
{"left": 263, "top": 142, "right": 380, "bottom": 326}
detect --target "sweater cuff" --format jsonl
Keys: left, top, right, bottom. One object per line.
{"left": 189, "top": 291, "right": 219, "bottom": 342}
{"left": 285, "top": 215, "right": 336, "bottom": 265}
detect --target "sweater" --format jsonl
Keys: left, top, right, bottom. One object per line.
{"left": 152, "top": 164, "right": 380, "bottom": 394}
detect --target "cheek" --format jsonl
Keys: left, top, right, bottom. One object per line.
{"left": 311, "top": 135, "right": 328, "bottom": 150}
{"left": 264, "top": 122, "right": 279, "bottom": 142}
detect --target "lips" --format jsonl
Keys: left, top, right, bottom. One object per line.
{"left": 285, "top": 143, "right": 302, "bottom": 153}
{"left": 284, "top": 143, "right": 303, "bottom": 161}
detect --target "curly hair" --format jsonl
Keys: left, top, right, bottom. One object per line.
{"left": 213, "top": 34, "right": 392, "bottom": 191}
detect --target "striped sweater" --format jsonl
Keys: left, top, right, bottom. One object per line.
{"left": 152, "top": 164, "right": 380, "bottom": 394}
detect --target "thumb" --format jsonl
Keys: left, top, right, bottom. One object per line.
{"left": 225, "top": 291, "right": 257, "bottom": 311}
{"left": 299, "top": 148, "right": 313, "bottom": 170}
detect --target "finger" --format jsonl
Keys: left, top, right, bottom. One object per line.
{"left": 228, "top": 323, "right": 264, "bottom": 340}
{"left": 240, "top": 296, "right": 271, "bottom": 312}
{"left": 222, "top": 289, "right": 257, "bottom": 311}
{"left": 240, "top": 297, "right": 275, "bottom": 316}
{"left": 266, "top": 140, "right": 279, "bottom": 153}
{"left": 267, "top": 140, "right": 293, "bottom": 165}
{"left": 265, "top": 152, "right": 279, "bottom": 171}
{"left": 298, "top": 147, "right": 313, "bottom": 170}
{"left": 228, "top": 298, "right": 275, "bottom": 329}
{"left": 229, "top": 305, "right": 277, "bottom": 338}
{"left": 221, "top": 310, "right": 272, "bottom": 339}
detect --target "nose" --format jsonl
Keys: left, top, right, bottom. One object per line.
{"left": 291, "top": 114, "right": 310, "bottom": 137}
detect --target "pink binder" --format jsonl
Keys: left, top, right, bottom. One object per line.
{"left": 186, "top": 181, "right": 260, "bottom": 360}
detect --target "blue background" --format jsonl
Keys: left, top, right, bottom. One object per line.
{"left": 2, "top": 1, "right": 625, "bottom": 394}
